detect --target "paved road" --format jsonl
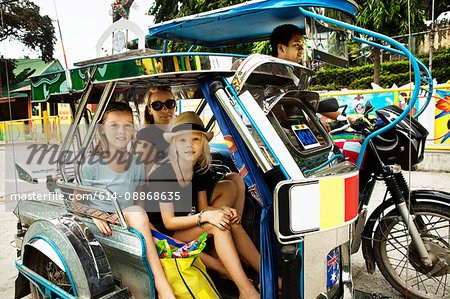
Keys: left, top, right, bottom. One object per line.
{"left": 0, "top": 144, "right": 449, "bottom": 298}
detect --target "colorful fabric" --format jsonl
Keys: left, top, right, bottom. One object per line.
{"left": 334, "top": 139, "right": 365, "bottom": 169}
{"left": 156, "top": 233, "right": 207, "bottom": 259}
{"left": 435, "top": 89, "right": 450, "bottom": 144}
{"left": 111, "top": 0, "right": 134, "bottom": 22}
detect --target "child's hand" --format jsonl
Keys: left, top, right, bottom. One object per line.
{"left": 221, "top": 206, "right": 241, "bottom": 224}
{"left": 204, "top": 210, "right": 231, "bottom": 230}
{"left": 92, "top": 218, "right": 112, "bottom": 236}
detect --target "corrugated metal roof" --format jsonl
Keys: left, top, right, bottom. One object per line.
{"left": 11, "top": 85, "right": 31, "bottom": 93}
{"left": 13, "top": 59, "right": 63, "bottom": 77}
{"left": 1, "top": 59, "right": 63, "bottom": 97}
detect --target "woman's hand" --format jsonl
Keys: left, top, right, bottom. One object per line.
{"left": 92, "top": 218, "right": 112, "bottom": 235}
{"left": 203, "top": 210, "right": 231, "bottom": 230}
{"left": 221, "top": 206, "right": 241, "bottom": 224}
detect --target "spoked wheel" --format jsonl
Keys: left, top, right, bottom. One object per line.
{"left": 373, "top": 202, "right": 450, "bottom": 299}
{"left": 29, "top": 251, "right": 74, "bottom": 298}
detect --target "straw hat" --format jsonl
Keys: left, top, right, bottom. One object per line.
{"left": 163, "top": 111, "right": 214, "bottom": 142}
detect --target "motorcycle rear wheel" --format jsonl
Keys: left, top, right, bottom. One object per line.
{"left": 373, "top": 202, "right": 450, "bottom": 299}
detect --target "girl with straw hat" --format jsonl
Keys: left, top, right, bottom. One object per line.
{"left": 146, "top": 111, "right": 260, "bottom": 299}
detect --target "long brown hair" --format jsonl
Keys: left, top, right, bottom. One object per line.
{"left": 143, "top": 86, "right": 173, "bottom": 125}
{"left": 91, "top": 102, "right": 134, "bottom": 158}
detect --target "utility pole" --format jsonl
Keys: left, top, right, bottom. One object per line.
{"left": 429, "top": 0, "right": 435, "bottom": 73}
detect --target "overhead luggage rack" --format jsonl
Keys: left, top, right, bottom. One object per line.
{"left": 30, "top": 53, "right": 314, "bottom": 102}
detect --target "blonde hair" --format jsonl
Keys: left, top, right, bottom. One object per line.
{"left": 168, "top": 133, "right": 211, "bottom": 171}
{"left": 91, "top": 102, "right": 134, "bottom": 158}
{"left": 143, "top": 86, "right": 173, "bottom": 125}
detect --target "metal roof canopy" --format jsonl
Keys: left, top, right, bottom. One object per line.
{"left": 147, "top": 0, "right": 358, "bottom": 48}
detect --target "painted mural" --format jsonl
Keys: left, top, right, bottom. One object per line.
{"left": 434, "top": 89, "right": 450, "bottom": 144}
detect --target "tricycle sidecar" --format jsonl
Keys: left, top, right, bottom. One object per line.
{"left": 10, "top": 0, "right": 432, "bottom": 298}
{"left": 13, "top": 49, "right": 358, "bottom": 299}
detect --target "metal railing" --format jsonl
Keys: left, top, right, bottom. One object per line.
{"left": 0, "top": 113, "right": 65, "bottom": 144}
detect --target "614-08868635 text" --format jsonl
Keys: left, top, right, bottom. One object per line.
{"left": 121, "top": 191, "right": 181, "bottom": 201}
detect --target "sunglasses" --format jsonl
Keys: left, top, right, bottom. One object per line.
{"left": 150, "top": 99, "right": 176, "bottom": 111}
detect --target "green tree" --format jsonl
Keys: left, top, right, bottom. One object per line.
{"left": 0, "top": 58, "right": 16, "bottom": 97}
{"left": 356, "top": 0, "right": 426, "bottom": 84}
{"left": 149, "top": 0, "right": 245, "bottom": 23}
{"left": 0, "top": 0, "right": 56, "bottom": 62}
{"left": 0, "top": 58, "right": 15, "bottom": 81}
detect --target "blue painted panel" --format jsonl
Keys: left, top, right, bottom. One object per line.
{"left": 148, "top": 0, "right": 357, "bottom": 48}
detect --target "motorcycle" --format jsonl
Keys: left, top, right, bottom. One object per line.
{"left": 329, "top": 102, "right": 450, "bottom": 299}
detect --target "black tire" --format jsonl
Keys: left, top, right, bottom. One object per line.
{"left": 373, "top": 202, "right": 450, "bottom": 299}
{"left": 28, "top": 250, "right": 74, "bottom": 298}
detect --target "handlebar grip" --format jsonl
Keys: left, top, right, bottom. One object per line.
{"left": 328, "top": 120, "right": 348, "bottom": 131}
{"left": 209, "top": 80, "right": 224, "bottom": 95}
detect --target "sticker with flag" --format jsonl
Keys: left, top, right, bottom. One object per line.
{"left": 327, "top": 247, "right": 340, "bottom": 288}
{"left": 292, "top": 124, "right": 308, "bottom": 130}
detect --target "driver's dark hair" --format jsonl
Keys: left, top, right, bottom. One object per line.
{"left": 270, "top": 24, "right": 305, "bottom": 57}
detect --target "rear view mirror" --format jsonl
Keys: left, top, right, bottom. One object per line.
{"left": 317, "top": 97, "right": 339, "bottom": 113}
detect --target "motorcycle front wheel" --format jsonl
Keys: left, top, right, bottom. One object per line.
{"left": 373, "top": 202, "right": 450, "bottom": 299}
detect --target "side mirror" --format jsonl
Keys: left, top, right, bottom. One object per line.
{"left": 317, "top": 97, "right": 339, "bottom": 113}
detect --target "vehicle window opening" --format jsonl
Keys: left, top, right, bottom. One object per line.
{"left": 48, "top": 102, "right": 58, "bottom": 117}
{"left": 31, "top": 102, "right": 40, "bottom": 117}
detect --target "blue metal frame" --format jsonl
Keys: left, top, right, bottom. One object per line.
{"left": 413, "top": 59, "right": 433, "bottom": 118}
{"left": 163, "top": 34, "right": 169, "bottom": 53}
{"left": 128, "top": 227, "right": 156, "bottom": 299}
{"left": 299, "top": 7, "right": 424, "bottom": 168}
{"left": 353, "top": 37, "right": 433, "bottom": 118}
{"left": 298, "top": 241, "right": 304, "bottom": 298}
{"left": 16, "top": 261, "right": 76, "bottom": 299}
{"left": 21, "top": 235, "right": 78, "bottom": 298}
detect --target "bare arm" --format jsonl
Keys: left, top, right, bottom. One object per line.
{"left": 160, "top": 202, "right": 199, "bottom": 231}
{"left": 160, "top": 201, "right": 232, "bottom": 231}
{"left": 73, "top": 189, "right": 114, "bottom": 235}
{"left": 320, "top": 111, "right": 341, "bottom": 120}
{"left": 197, "top": 190, "right": 208, "bottom": 212}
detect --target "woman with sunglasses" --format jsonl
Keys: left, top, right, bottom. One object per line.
{"left": 136, "top": 86, "right": 246, "bottom": 217}
{"left": 134, "top": 86, "right": 178, "bottom": 176}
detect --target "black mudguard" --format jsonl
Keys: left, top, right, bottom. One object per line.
{"left": 19, "top": 214, "right": 126, "bottom": 298}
